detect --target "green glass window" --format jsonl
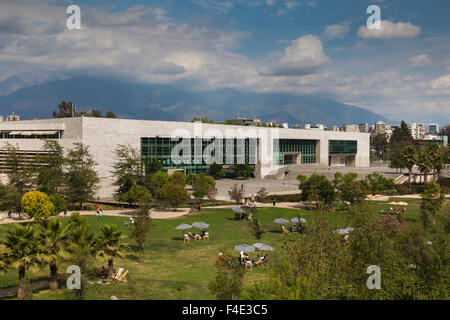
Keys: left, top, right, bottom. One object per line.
{"left": 329, "top": 140, "right": 357, "bottom": 155}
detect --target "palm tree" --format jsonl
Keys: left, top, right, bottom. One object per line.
{"left": 36, "top": 218, "right": 70, "bottom": 291}
{"left": 417, "top": 148, "right": 433, "bottom": 184}
{"left": 2, "top": 225, "right": 38, "bottom": 299}
{"left": 430, "top": 145, "right": 448, "bottom": 181}
{"left": 97, "top": 224, "right": 128, "bottom": 277}
{"left": 401, "top": 146, "right": 419, "bottom": 194}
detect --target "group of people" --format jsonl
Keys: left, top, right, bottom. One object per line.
{"left": 237, "top": 251, "right": 267, "bottom": 267}
{"left": 192, "top": 203, "right": 202, "bottom": 212}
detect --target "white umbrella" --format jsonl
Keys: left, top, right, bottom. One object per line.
{"left": 273, "top": 218, "right": 289, "bottom": 224}
{"left": 291, "top": 217, "right": 307, "bottom": 224}
{"left": 231, "top": 206, "right": 245, "bottom": 213}
{"left": 234, "top": 244, "right": 256, "bottom": 253}
{"left": 334, "top": 227, "right": 355, "bottom": 235}
{"left": 175, "top": 224, "right": 192, "bottom": 230}
{"left": 252, "top": 243, "right": 274, "bottom": 252}
{"left": 192, "top": 222, "right": 210, "bottom": 230}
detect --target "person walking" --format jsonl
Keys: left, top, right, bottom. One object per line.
{"left": 273, "top": 199, "right": 276, "bottom": 207}
{"left": 8, "top": 210, "right": 11, "bottom": 218}
{"left": 98, "top": 210, "right": 103, "bottom": 221}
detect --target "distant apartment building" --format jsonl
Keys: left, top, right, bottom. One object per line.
{"left": 341, "top": 124, "right": 360, "bottom": 132}
{"left": 374, "top": 121, "right": 387, "bottom": 135}
{"left": 410, "top": 122, "right": 427, "bottom": 139}
{"left": 358, "top": 123, "right": 369, "bottom": 133}
{"left": 5, "top": 113, "right": 20, "bottom": 122}
{"left": 427, "top": 123, "right": 439, "bottom": 135}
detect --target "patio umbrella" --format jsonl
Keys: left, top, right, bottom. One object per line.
{"left": 252, "top": 243, "right": 274, "bottom": 252}
{"left": 334, "top": 227, "right": 355, "bottom": 235}
{"left": 273, "top": 218, "right": 289, "bottom": 224}
{"left": 234, "top": 244, "right": 256, "bottom": 253}
{"left": 192, "top": 222, "right": 210, "bottom": 230}
{"left": 231, "top": 206, "right": 245, "bottom": 213}
{"left": 291, "top": 217, "right": 307, "bottom": 224}
{"left": 175, "top": 223, "right": 192, "bottom": 230}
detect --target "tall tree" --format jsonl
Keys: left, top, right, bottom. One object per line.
{"left": 97, "top": 224, "right": 128, "bottom": 277}
{"left": 36, "top": 140, "right": 65, "bottom": 195}
{"left": 64, "top": 143, "right": 100, "bottom": 210}
{"left": 401, "top": 146, "right": 419, "bottom": 194}
{"left": 417, "top": 147, "right": 433, "bottom": 184}
{"left": 36, "top": 218, "right": 70, "bottom": 291}
{"left": 129, "top": 204, "right": 152, "bottom": 251}
{"left": 111, "top": 145, "right": 143, "bottom": 201}
{"left": 2, "top": 225, "right": 39, "bottom": 299}
{"left": 52, "top": 101, "right": 78, "bottom": 118}
{"left": 3, "top": 143, "right": 36, "bottom": 212}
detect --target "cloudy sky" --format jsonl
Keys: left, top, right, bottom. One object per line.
{"left": 0, "top": 0, "right": 449, "bottom": 124}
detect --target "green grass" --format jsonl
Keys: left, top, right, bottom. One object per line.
{"left": 0, "top": 198, "right": 432, "bottom": 300}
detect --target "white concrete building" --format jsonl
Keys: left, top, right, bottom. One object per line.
{"left": 0, "top": 117, "right": 370, "bottom": 198}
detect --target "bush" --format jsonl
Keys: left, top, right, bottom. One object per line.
{"left": 49, "top": 194, "right": 66, "bottom": 215}
{"left": 21, "top": 191, "right": 54, "bottom": 219}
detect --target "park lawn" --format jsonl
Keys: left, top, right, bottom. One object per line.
{"left": 0, "top": 199, "right": 432, "bottom": 300}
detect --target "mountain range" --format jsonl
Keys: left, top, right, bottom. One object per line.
{"left": 0, "top": 76, "right": 389, "bottom": 127}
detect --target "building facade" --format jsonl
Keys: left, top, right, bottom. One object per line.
{"left": 0, "top": 117, "right": 370, "bottom": 198}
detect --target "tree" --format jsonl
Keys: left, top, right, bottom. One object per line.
{"left": 49, "top": 194, "right": 67, "bottom": 215}
{"left": 3, "top": 143, "right": 36, "bottom": 212}
{"left": 249, "top": 214, "right": 265, "bottom": 240}
{"left": 371, "top": 133, "right": 389, "bottom": 160}
{"left": 36, "top": 140, "right": 65, "bottom": 195}
{"left": 105, "top": 111, "right": 117, "bottom": 118}
{"left": 417, "top": 147, "right": 433, "bottom": 184}
{"left": 143, "top": 158, "right": 163, "bottom": 176}
{"left": 389, "top": 120, "right": 414, "bottom": 155}
{"left": 2, "top": 225, "right": 39, "bottom": 299}
{"left": 421, "top": 182, "right": 445, "bottom": 230}
{"left": 0, "top": 183, "right": 20, "bottom": 212}
{"left": 208, "top": 249, "right": 246, "bottom": 300}
{"left": 401, "top": 146, "right": 419, "bottom": 194}
{"left": 233, "top": 164, "right": 254, "bottom": 179}
{"left": 192, "top": 174, "right": 216, "bottom": 201}
{"left": 150, "top": 171, "right": 170, "bottom": 195}
{"left": 65, "top": 143, "right": 100, "bottom": 210}
{"left": 121, "top": 184, "right": 152, "bottom": 205}
{"left": 129, "top": 205, "right": 152, "bottom": 251}
{"left": 169, "top": 171, "right": 186, "bottom": 186}
{"left": 207, "top": 186, "right": 218, "bottom": 201}
{"left": 21, "top": 191, "right": 55, "bottom": 220}
{"left": 111, "top": 145, "right": 143, "bottom": 202}
{"left": 428, "top": 144, "right": 447, "bottom": 181}
{"left": 36, "top": 218, "right": 70, "bottom": 291}
{"left": 362, "top": 172, "right": 396, "bottom": 194}
{"left": 255, "top": 187, "right": 269, "bottom": 204}
{"left": 156, "top": 183, "right": 190, "bottom": 211}
{"left": 230, "top": 183, "right": 243, "bottom": 204}
{"left": 337, "top": 173, "right": 367, "bottom": 204}
{"left": 208, "top": 162, "right": 224, "bottom": 179}
{"left": 298, "top": 174, "right": 335, "bottom": 209}
{"left": 66, "top": 221, "right": 97, "bottom": 300}
{"left": 52, "top": 101, "right": 78, "bottom": 118}
{"left": 97, "top": 224, "right": 128, "bottom": 277}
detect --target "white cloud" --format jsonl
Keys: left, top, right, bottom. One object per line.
{"left": 260, "top": 35, "right": 330, "bottom": 76}
{"left": 409, "top": 54, "right": 432, "bottom": 67}
{"left": 357, "top": 20, "right": 421, "bottom": 39}
{"left": 323, "top": 22, "right": 350, "bottom": 39}
{"left": 430, "top": 74, "right": 450, "bottom": 89}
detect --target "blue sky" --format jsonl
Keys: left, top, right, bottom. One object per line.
{"left": 1, "top": 0, "right": 449, "bottom": 124}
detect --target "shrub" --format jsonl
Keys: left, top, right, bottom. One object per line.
{"left": 49, "top": 194, "right": 67, "bottom": 215}
{"left": 21, "top": 191, "right": 54, "bottom": 219}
